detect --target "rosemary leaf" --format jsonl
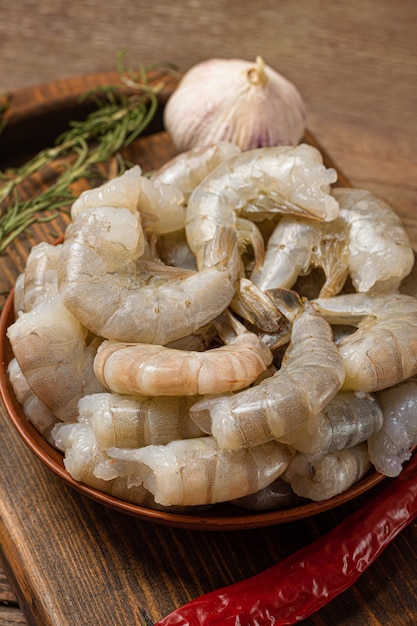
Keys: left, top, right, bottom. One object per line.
{"left": 0, "top": 60, "right": 177, "bottom": 253}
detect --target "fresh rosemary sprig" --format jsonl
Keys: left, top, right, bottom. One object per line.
{"left": 0, "top": 59, "right": 177, "bottom": 253}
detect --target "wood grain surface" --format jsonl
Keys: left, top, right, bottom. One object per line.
{"left": 1, "top": 1, "right": 417, "bottom": 625}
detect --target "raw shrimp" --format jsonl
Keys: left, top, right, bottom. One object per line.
{"left": 332, "top": 188, "right": 414, "bottom": 293}
{"left": 100, "top": 436, "right": 295, "bottom": 507}
{"left": 313, "top": 292, "right": 417, "bottom": 392}
{"left": 138, "top": 176, "right": 186, "bottom": 235}
{"left": 150, "top": 142, "right": 241, "bottom": 202}
{"left": 190, "top": 289, "right": 345, "bottom": 450}
{"left": 8, "top": 358, "right": 60, "bottom": 442}
{"left": 230, "top": 277, "right": 287, "bottom": 333}
{"left": 93, "top": 311, "right": 273, "bottom": 396}
{"left": 52, "top": 421, "right": 182, "bottom": 510}
{"left": 7, "top": 289, "right": 105, "bottom": 422}
{"left": 13, "top": 272, "right": 26, "bottom": 316}
{"left": 78, "top": 392, "right": 204, "bottom": 450}
{"left": 250, "top": 216, "right": 349, "bottom": 297}
{"left": 279, "top": 390, "right": 383, "bottom": 458}
{"left": 143, "top": 143, "right": 243, "bottom": 235}
{"left": 58, "top": 202, "right": 240, "bottom": 344}
{"left": 186, "top": 143, "right": 340, "bottom": 271}
{"left": 71, "top": 166, "right": 143, "bottom": 220}
{"left": 251, "top": 188, "right": 414, "bottom": 296}
{"left": 146, "top": 143, "right": 242, "bottom": 244}
{"left": 152, "top": 140, "right": 282, "bottom": 270}
{"left": 71, "top": 164, "right": 186, "bottom": 235}
{"left": 19, "top": 242, "right": 61, "bottom": 312}
{"left": 250, "top": 216, "right": 321, "bottom": 292}
{"left": 283, "top": 443, "right": 371, "bottom": 501}
{"left": 368, "top": 378, "right": 417, "bottom": 477}
{"left": 7, "top": 238, "right": 105, "bottom": 422}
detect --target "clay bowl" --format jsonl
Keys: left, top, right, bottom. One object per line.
{"left": 0, "top": 287, "right": 389, "bottom": 531}
{"left": 0, "top": 71, "right": 400, "bottom": 529}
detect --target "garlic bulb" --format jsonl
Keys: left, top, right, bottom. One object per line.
{"left": 164, "top": 56, "right": 306, "bottom": 152}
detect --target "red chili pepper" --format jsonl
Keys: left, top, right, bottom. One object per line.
{"left": 155, "top": 453, "right": 417, "bottom": 626}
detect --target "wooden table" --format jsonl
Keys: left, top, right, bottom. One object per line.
{"left": 1, "top": 1, "right": 417, "bottom": 625}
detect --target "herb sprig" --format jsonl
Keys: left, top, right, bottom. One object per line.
{"left": 0, "top": 56, "right": 178, "bottom": 253}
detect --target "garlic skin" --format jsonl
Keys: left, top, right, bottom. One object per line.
{"left": 164, "top": 56, "right": 306, "bottom": 152}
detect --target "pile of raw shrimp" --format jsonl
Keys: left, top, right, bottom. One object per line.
{"left": 7, "top": 141, "right": 417, "bottom": 513}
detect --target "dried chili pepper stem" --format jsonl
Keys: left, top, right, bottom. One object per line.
{"left": 155, "top": 453, "right": 417, "bottom": 626}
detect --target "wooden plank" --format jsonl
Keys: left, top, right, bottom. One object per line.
{"left": 0, "top": 563, "right": 17, "bottom": 604}
{"left": 0, "top": 561, "right": 27, "bottom": 626}
{"left": 0, "top": 607, "right": 27, "bottom": 626}
{"left": 1, "top": 1, "right": 417, "bottom": 625}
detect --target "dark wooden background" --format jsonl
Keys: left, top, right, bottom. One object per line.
{"left": 1, "top": 1, "right": 417, "bottom": 625}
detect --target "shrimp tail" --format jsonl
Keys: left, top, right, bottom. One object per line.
{"left": 266, "top": 287, "right": 305, "bottom": 324}
{"left": 236, "top": 217, "right": 265, "bottom": 272}
{"left": 212, "top": 309, "right": 244, "bottom": 344}
{"left": 202, "top": 223, "right": 239, "bottom": 278}
{"left": 230, "top": 278, "right": 285, "bottom": 333}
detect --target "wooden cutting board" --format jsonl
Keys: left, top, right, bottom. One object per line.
{"left": 1, "top": 73, "right": 417, "bottom": 626}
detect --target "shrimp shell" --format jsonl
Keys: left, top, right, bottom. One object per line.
{"left": 251, "top": 215, "right": 350, "bottom": 297}
{"left": 279, "top": 390, "right": 383, "bottom": 458}
{"left": 14, "top": 242, "right": 61, "bottom": 316}
{"left": 190, "top": 290, "right": 345, "bottom": 450}
{"left": 250, "top": 216, "right": 320, "bottom": 292}
{"left": 138, "top": 176, "right": 186, "bottom": 235}
{"left": 8, "top": 358, "right": 60, "bottom": 443}
{"left": 150, "top": 142, "right": 241, "bottom": 202}
{"left": 104, "top": 437, "right": 295, "bottom": 507}
{"left": 186, "top": 143, "right": 339, "bottom": 271}
{"left": 283, "top": 443, "right": 371, "bottom": 502}
{"left": 21, "top": 241, "right": 62, "bottom": 312}
{"left": 93, "top": 312, "right": 273, "bottom": 396}
{"left": 7, "top": 288, "right": 105, "bottom": 423}
{"left": 251, "top": 188, "right": 414, "bottom": 297}
{"left": 332, "top": 188, "right": 414, "bottom": 293}
{"left": 59, "top": 202, "right": 240, "bottom": 344}
{"left": 230, "top": 277, "right": 286, "bottom": 333}
{"left": 313, "top": 293, "right": 417, "bottom": 392}
{"left": 78, "top": 392, "right": 204, "bottom": 450}
{"left": 71, "top": 164, "right": 188, "bottom": 235}
{"left": 368, "top": 378, "right": 417, "bottom": 477}
{"left": 71, "top": 166, "right": 143, "bottom": 220}
{"left": 13, "top": 272, "right": 26, "bottom": 316}
{"left": 52, "top": 422, "right": 187, "bottom": 510}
